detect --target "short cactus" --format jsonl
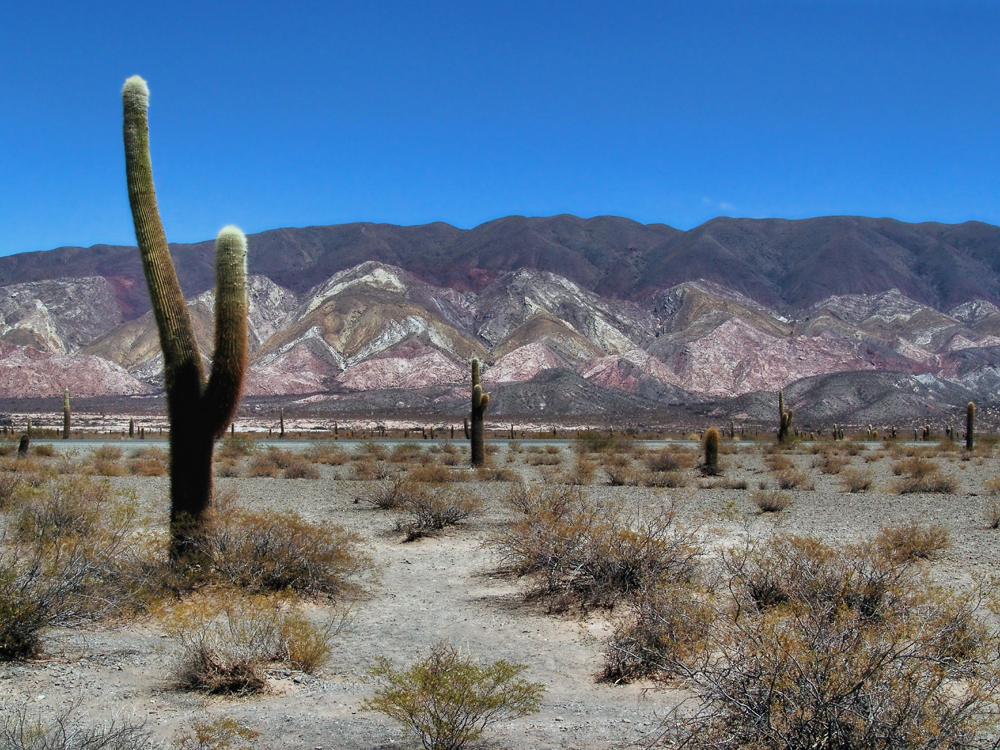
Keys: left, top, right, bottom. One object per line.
{"left": 967, "top": 401, "right": 976, "bottom": 451}
{"left": 777, "top": 391, "right": 794, "bottom": 444}
{"left": 703, "top": 427, "right": 720, "bottom": 475}
{"left": 470, "top": 358, "right": 490, "bottom": 466}
{"left": 123, "top": 76, "right": 248, "bottom": 561}
{"left": 62, "top": 389, "right": 70, "bottom": 440}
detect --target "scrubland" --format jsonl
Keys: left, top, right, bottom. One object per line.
{"left": 1, "top": 433, "right": 1000, "bottom": 749}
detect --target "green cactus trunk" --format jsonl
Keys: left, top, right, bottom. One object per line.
{"left": 703, "top": 427, "right": 720, "bottom": 475}
{"left": 122, "top": 76, "right": 248, "bottom": 562}
{"left": 62, "top": 389, "right": 70, "bottom": 440}
{"left": 470, "top": 359, "right": 490, "bottom": 467}
{"left": 967, "top": 401, "right": 976, "bottom": 452}
{"left": 777, "top": 391, "right": 794, "bottom": 444}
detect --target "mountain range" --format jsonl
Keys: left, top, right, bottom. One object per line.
{"left": 4, "top": 214, "right": 1000, "bottom": 427}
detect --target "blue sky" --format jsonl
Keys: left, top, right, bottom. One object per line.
{"left": 1, "top": 1, "right": 998, "bottom": 256}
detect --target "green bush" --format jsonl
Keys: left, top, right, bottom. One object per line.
{"left": 363, "top": 641, "right": 544, "bottom": 750}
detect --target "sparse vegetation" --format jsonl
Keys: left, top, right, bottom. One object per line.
{"left": 363, "top": 641, "right": 544, "bottom": 750}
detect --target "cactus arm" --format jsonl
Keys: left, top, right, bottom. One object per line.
{"left": 122, "top": 76, "right": 203, "bottom": 388}
{"left": 203, "top": 226, "right": 249, "bottom": 438}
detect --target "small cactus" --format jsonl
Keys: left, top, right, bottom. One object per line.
{"left": 129, "top": 418, "right": 135, "bottom": 439}
{"left": 62, "top": 389, "right": 71, "bottom": 439}
{"left": 703, "top": 427, "right": 720, "bottom": 475}
{"left": 777, "top": 391, "right": 794, "bottom": 444}
{"left": 470, "top": 358, "right": 490, "bottom": 467}
{"left": 967, "top": 401, "right": 976, "bottom": 451}
{"left": 279, "top": 408, "right": 285, "bottom": 439}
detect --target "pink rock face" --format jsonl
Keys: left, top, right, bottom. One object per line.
{"left": 667, "top": 318, "right": 874, "bottom": 397}
{"left": 245, "top": 343, "right": 340, "bottom": 396}
{"left": 579, "top": 349, "right": 683, "bottom": 392}
{"left": 0, "top": 346, "right": 152, "bottom": 397}
{"left": 337, "top": 343, "right": 465, "bottom": 391}
{"left": 482, "top": 343, "right": 564, "bottom": 383}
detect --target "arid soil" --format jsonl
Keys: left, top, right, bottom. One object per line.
{"left": 2, "top": 437, "right": 999, "bottom": 749}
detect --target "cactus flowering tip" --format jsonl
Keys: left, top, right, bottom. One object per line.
{"left": 122, "top": 76, "right": 149, "bottom": 109}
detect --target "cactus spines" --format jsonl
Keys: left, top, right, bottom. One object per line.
{"left": 62, "top": 389, "right": 70, "bottom": 439}
{"left": 123, "top": 76, "right": 248, "bottom": 561}
{"left": 967, "top": 401, "right": 976, "bottom": 451}
{"left": 777, "top": 391, "right": 794, "bottom": 444}
{"left": 703, "top": 427, "right": 720, "bottom": 475}
{"left": 470, "top": 358, "right": 490, "bottom": 466}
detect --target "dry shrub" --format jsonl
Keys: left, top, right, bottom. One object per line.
{"left": 92, "top": 445, "right": 122, "bottom": 462}
{"left": 91, "top": 458, "right": 127, "bottom": 477}
{"left": 175, "top": 716, "right": 260, "bottom": 750}
{"left": 564, "top": 457, "right": 596, "bottom": 485}
{"left": 390, "top": 442, "right": 430, "bottom": 465}
{"left": 873, "top": 520, "right": 951, "bottom": 563}
{"left": 603, "top": 580, "right": 713, "bottom": 683}
{"left": 840, "top": 468, "right": 874, "bottom": 493}
{"left": 282, "top": 456, "right": 320, "bottom": 479}
{"left": 31, "top": 444, "right": 55, "bottom": 458}
{"left": 893, "top": 458, "right": 958, "bottom": 494}
{"left": 988, "top": 502, "right": 1000, "bottom": 530}
{"left": 127, "top": 446, "right": 168, "bottom": 476}
{"left": 984, "top": 475, "right": 1000, "bottom": 496}
{"left": 574, "top": 431, "right": 636, "bottom": 455}
{"left": 163, "top": 594, "right": 342, "bottom": 694}
{"left": 215, "top": 457, "right": 242, "bottom": 478}
{"left": 400, "top": 486, "right": 481, "bottom": 537}
{"left": 200, "top": 506, "right": 373, "bottom": 596}
{"left": 0, "top": 703, "right": 152, "bottom": 750}
{"left": 357, "top": 473, "right": 423, "bottom": 510}
{"left": 409, "top": 464, "right": 457, "bottom": 483}
{"left": 490, "top": 486, "right": 701, "bottom": 609}
{"left": 0, "top": 473, "right": 24, "bottom": 510}
{"left": 641, "top": 471, "right": 689, "bottom": 488}
{"left": 358, "top": 441, "right": 388, "bottom": 461}
{"left": 363, "top": 641, "right": 543, "bottom": 750}
{"left": 353, "top": 458, "right": 393, "bottom": 481}
{"left": 216, "top": 435, "right": 258, "bottom": 460}
{"left": 646, "top": 449, "right": 681, "bottom": 473}
{"left": 751, "top": 490, "right": 790, "bottom": 513}
{"left": 775, "top": 469, "right": 811, "bottom": 490}
{"left": 644, "top": 532, "right": 1000, "bottom": 750}
{"left": 815, "top": 454, "right": 849, "bottom": 474}
{"left": 303, "top": 441, "right": 348, "bottom": 465}
{"left": 475, "top": 465, "right": 517, "bottom": 482}
{"left": 602, "top": 455, "right": 641, "bottom": 486}
{"left": 524, "top": 451, "right": 562, "bottom": 466}
{"left": 765, "top": 454, "right": 793, "bottom": 472}
{"left": 0, "top": 479, "right": 142, "bottom": 659}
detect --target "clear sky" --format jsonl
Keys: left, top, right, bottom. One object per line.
{"left": 1, "top": 1, "right": 998, "bottom": 257}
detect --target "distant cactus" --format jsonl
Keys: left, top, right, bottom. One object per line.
{"left": 967, "top": 401, "right": 976, "bottom": 451}
{"left": 123, "top": 76, "right": 248, "bottom": 561}
{"left": 470, "top": 358, "right": 490, "bottom": 466}
{"left": 279, "top": 408, "right": 285, "bottom": 439}
{"left": 17, "top": 434, "right": 29, "bottom": 457}
{"left": 128, "top": 418, "right": 135, "bottom": 439}
{"left": 62, "top": 389, "right": 71, "bottom": 439}
{"left": 703, "top": 427, "right": 720, "bottom": 475}
{"left": 777, "top": 391, "right": 794, "bottom": 444}
{"left": 463, "top": 417, "right": 470, "bottom": 440}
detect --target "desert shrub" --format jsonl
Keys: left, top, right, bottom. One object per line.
{"left": 641, "top": 470, "right": 689, "bottom": 488}
{"left": 0, "top": 702, "right": 153, "bottom": 750}
{"left": 303, "top": 441, "right": 347, "bottom": 465}
{"left": 164, "top": 594, "right": 340, "bottom": 694}
{"left": 363, "top": 641, "right": 544, "bottom": 750}
{"left": 987, "top": 502, "right": 1000, "bottom": 530}
{"left": 281, "top": 455, "right": 320, "bottom": 479}
{"left": 174, "top": 717, "right": 260, "bottom": 750}
{"left": 603, "top": 580, "right": 714, "bottom": 683}
{"left": 491, "top": 487, "right": 701, "bottom": 608}
{"left": 91, "top": 458, "right": 127, "bottom": 477}
{"left": 358, "top": 473, "right": 423, "bottom": 510}
{"left": 650, "top": 532, "right": 1000, "bottom": 750}
{"left": 815, "top": 454, "right": 849, "bottom": 474}
{"left": 214, "top": 458, "right": 242, "bottom": 478}
{"left": 247, "top": 447, "right": 307, "bottom": 478}
{"left": 200, "top": 506, "right": 373, "bottom": 596}
{"left": 573, "top": 431, "right": 636, "bottom": 455}
{"left": 390, "top": 443, "right": 430, "bottom": 465}
{"left": 840, "top": 468, "right": 874, "bottom": 492}
{"left": 401, "top": 486, "right": 481, "bottom": 535}
{"left": 358, "top": 441, "right": 388, "bottom": 461}
{"left": 646, "top": 449, "right": 681, "bottom": 473}
{"left": 891, "top": 458, "right": 958, "bottom": 493}
{"left": 91, "top": 445, "right": 122, "bottom": 462}
{"left": 0, "top": 473, "right": 24, "bottom": 510}
{"left": 353, "top": 458, "right": 393, "bottom": 481}
{"left": 475, "top": 465, "right": 516, "bottom": 482}
{"left": 602, "top": 455, "right": 641, "bottom": 486}
{"left": 751, "top": 490, "right": 790, "bottom": 513}
{"left": 563, "top": 457, "right": 596, "bottom": 485}
{"left": 216, "top": 435, "right": 258, "bottom": 460}
{"left": 983, "top": 475, "right": 1000, "bottom": 496}
{"left": 408, "top": 464, "right": 457, "bottom": 483}
{"left": 764, "top": 454, "right": 793, "bottom": 472}
{"left": 0, "top": 481, "right": 141, "bottom": 659}
{"left": 31, "top": 444, "right": 55, "bottom": 458}
{"left": 127, "top": 446, "right": 168, "bottom": 476}
{"left": 775, "top": 468, "right": 811, "bottom": 489}
{"left": 873, "top": 520, "right": 951, "bottom": 563}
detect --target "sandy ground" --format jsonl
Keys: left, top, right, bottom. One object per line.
{"left": 2, "top": 438, "right": 999, "bottom": 749}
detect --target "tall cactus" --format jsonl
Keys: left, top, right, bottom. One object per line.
{"left": 122, "top": 76, "right": 248, "bottom": 561}
{"left": 777, "top": 391, "right": 794, "bottom": 444}
{"left": 470, "top": 358, "right": 490, "bottom": 466}
{"left": 967, "top": 401, "right": 976, "bottom": 452}
{"left": 703, "top": 427, "right": 720, "bottom": 475}
{"left": 62, "top": 389, "right": 70, "bottom": 440}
